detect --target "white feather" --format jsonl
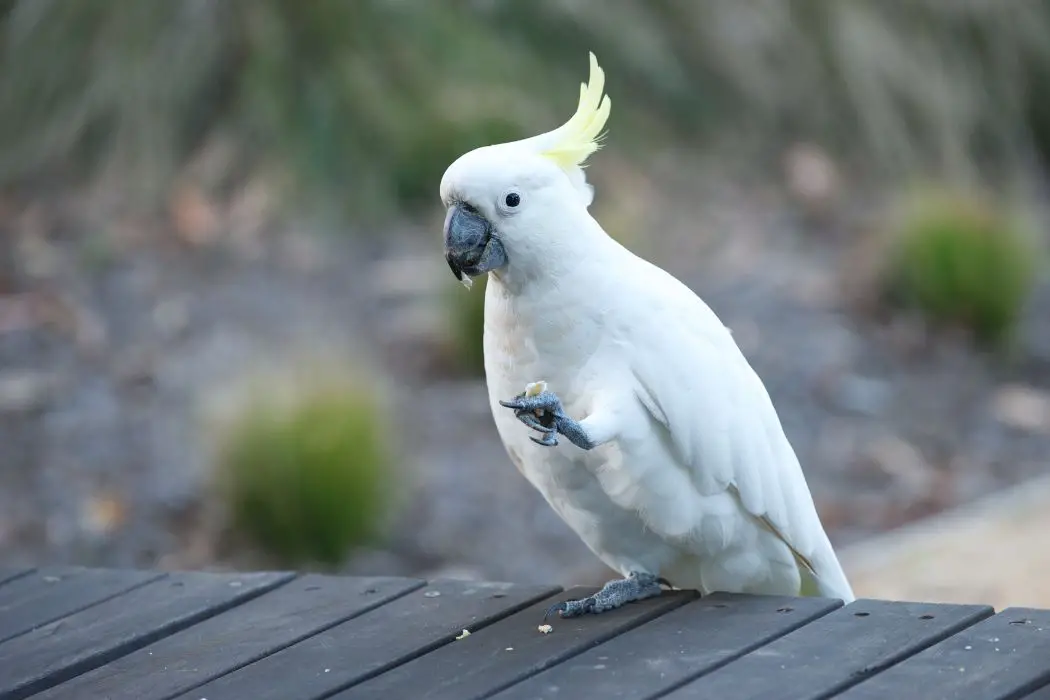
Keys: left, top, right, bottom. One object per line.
{"left": 482, "top": 224, "right": 855, "bottom": 602}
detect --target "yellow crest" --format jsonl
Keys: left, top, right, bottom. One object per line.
{"left": 540, "top": 53, "right": 611, "bottom": 170}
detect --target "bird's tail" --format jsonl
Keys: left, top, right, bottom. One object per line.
{"left": 798, "top": 543, "right": 855, "bottom": 603}
{"left": 758, "top": 510, "right": 856, "bottom": 603}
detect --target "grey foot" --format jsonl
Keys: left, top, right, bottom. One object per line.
{"left": 499, "top": 389, "right": 595, "bottom": 450}
{"left": 544, "top": 572, "right": 668, "bottom": 620}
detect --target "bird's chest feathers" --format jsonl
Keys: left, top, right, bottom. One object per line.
{"left": 483, "top": 284, "right": 603, "bottom": 395}
{"left": 481, "top": 279, "right": 686, "bottom": 532}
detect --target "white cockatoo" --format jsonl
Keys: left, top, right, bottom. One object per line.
{"left": 439, "top": 53, "right": 854, "bottom": 619}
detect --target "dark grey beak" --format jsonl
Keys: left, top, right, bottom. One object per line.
{"left": 443, "top": 204, "right": 507, "bottom": 282}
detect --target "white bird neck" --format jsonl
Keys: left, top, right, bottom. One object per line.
{"left": 488, "top": 211, "right": 620, "bottom": 299}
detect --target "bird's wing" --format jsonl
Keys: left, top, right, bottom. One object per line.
{"left": 624, "top": 262, "right": 854, "bottom": 600}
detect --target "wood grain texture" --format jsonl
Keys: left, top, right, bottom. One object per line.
{"left": 663, "top": 599, "right": 992, "bottom": 700}
{"left": 0, "top": 570, "right": 292, "bottom": 700}
{"left": 29, "top": 574, "right": 424, "bottom": 700}
{"left": 836, "top": 607, "right": 1050, "bottom": 700}
{"left": 491, "top": 593, "right": 841, "bottom": 700}
{"left": 329, "top": 587, "right": 696, "bottom": 700}
{"left": 172, "top": 579, "right": 562, "bottom": 700}
{"left": 0, "top": 567, "right": 162, "bottom": 644}
{"left": 0, "top": 567, "right": 1048, "bottom": 699}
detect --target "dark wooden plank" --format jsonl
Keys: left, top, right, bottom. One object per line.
{"left": 0, "top": 567, "right": 163, "bottom": 643}
{"left": 661, "top": 598, "right": 992, "bottom": 700}
{"left": 1021, "top": 682, "right": 1050, "bottom": 699}
{"left": 329, "top": 586, "right": 697, "bottom": 700}
{"left": 32, "top": 573, "right": 425, "bottom": 700}
{"left": 0, "top": 570, "right": 33, "bottom": 588}
{"left": 835, "top": 607, "right": 1050, "bottom": 700}
{"left": 170, "top": 579, "right": 562, "bottom": 700}
{"left": 490, "top": 592, "right": 842, "bottom": 700}
{"left": 0, "top": 569, "right": 292, "bottom": 700}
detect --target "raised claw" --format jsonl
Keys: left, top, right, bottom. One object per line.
{"left": 500, "top": 388, "right": 596, "bottom": 450}
{"left": 516, "top": 411, "right": 555, "bottom": 434}
{"left": 498, "top": 394, "right": 528, "bottom": 410}
{"left": 530, "top": 432, "right": 559, "bottom": 447}
{"left": 500, "top": 390, "right": 561, "bottom": 414}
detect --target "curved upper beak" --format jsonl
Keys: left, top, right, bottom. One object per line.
{"left": 443, "top": 204, "right": 505, "bottom": 282}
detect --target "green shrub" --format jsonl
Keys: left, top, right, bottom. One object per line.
{"left": 881, "top": 187, "right": 1040, "bottom": 347}
{"left": 210, "top": 369, "right": 395, "bottom": 568}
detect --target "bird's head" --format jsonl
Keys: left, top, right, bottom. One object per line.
{"left": 439, "top": 53, "right": 611, "bottom": 288}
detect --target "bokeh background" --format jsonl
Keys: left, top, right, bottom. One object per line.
{"left": 2, "top": 1, "right": 1049, "bottom": 608}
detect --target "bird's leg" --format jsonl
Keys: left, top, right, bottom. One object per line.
{"left": 544, "top": 572, "right": 669, "bottom": 620}
{"left": 499, "top": 389, "right": 597, "bottom": 449}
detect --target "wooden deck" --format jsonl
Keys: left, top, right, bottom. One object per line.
{"left": 0, "top": 568, "right": 1047, "bottom": 699}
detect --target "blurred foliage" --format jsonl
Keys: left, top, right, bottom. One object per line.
{"left": 392, "top": 118, "right": 525, "bottom": 210}
{"left": 211, "top": 369, "right": 395, "bottom": 569}
{"left": 881, "top": 187, "right": 1041, "bottom": 348}
{"left": 3, "top": 1, "right": 1050, "bottom": 219}
{"left": 442, "top": 274, "right": 488, "bottom": 376}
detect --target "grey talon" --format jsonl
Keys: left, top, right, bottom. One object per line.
{"left": 516, "top": 412, "right": 555, "bottom": 434}
{"left": 541, "top": 571, "right": 664, "bottom": 621}
{"left": 543, "top": 601, "right": 567, "bottom": 622}
{"left": 499, "top": 389, "right": 597, "bottom": 450}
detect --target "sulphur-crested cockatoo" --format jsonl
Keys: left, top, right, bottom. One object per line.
{"left": 439, "top": 53, "right": 854, "bottom": 619}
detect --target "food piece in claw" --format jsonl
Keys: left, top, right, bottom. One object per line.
{"left": 524, "top": 381, "right": 547, "bottom": 397}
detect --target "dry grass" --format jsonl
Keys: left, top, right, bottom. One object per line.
{"left": 1, "top": 1, "right": 1049, "bottom": 217}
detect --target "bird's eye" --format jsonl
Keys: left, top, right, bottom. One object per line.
{"left": 497, "top": 188, "right": 524, "bottom": 215}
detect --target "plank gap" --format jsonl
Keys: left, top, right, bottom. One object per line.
{"left": 489, "top": 593, "right": 841, "bottom": 700}
{"left": 159, "top": 577, "right": 427, "bottom": 700}
{"left": 28, "top": 574, "right": 424, "bottom": 700}
{"left": 0, "top": 570, "right": 35, "bottom": 589}
{"left": 173, "top": 579, "right": 563, "bottom": 700}
{"left": 0, "top": 571, "right": 297, "bottom": 700}
{"left": 0, "top": 568, "right": 165, "bottom": 645}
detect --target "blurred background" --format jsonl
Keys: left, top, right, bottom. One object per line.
{"left": 1, "top": 0, "right": 1049, "bottom": 609}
